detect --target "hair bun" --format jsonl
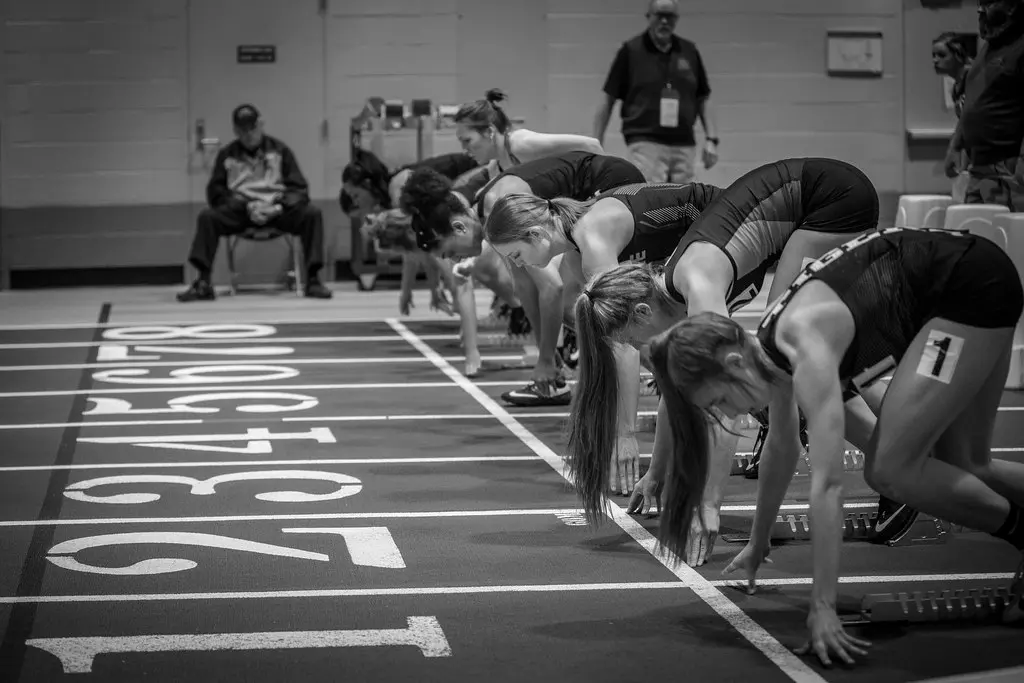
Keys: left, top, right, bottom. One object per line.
{"left": 484, "top": 88, "right": 507, "bottom": 105}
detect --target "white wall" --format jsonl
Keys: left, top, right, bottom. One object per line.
{"left": 0, "top": 0, "right": 978, "bottom": 280}
{"left": 1, "top": 0, "right": 189, "bottom": 208}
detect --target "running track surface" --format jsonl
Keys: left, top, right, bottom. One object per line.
{"left": 0, "top": 307, "right": 1022, "bottom": 682}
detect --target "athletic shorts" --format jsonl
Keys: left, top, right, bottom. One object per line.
{"left": 587, "top": 156, "right": 646, "bottom": 198}
{"left": 933, "top": 233, "right": 1024, "bottom": 329}
{"left": 799, "top": 159, "right": 880, "bottom": 235}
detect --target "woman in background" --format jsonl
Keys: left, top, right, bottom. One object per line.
{"left": 932, "top": 31, "right": 978, "bottom": 202}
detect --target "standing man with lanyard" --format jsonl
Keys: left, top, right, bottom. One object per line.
{"left": 594, "top": 0, "right": 719, "bottom": 184}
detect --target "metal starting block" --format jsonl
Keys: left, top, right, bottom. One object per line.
{"left": 729, "top": 449, "right": 866, "bottom": 476}
{"left": 636, "top": 412, "right": 658, "bottom": 432}
{"left": 842, "top": 586, "right": 1016, "bottom": 626}
{"left": 721, "top": 510, "right": 950, "bottom": 547}
{"left": 473, "top": 332, "right": 533, "bottom": 349}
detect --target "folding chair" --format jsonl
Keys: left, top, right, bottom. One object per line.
{"left": 224, "top": 226, "right": 304, "bottom": 296}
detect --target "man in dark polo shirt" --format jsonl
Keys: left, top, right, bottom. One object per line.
{"left": 949, "top": 0, "right": 1024, "bottom": 210}
{"left": 593, "top": 0, "right": 719, "bottom": 183}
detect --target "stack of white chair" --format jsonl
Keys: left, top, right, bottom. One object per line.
{"left": 895, "top": 195, "right": 954, "bottom": 229}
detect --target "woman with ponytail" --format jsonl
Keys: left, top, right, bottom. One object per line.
{"left": 641, "top": 227, "right": 1024, "bottom": 666}
{"left": 455, "top": 89, "right": 604, "bottom": 176}
{"left": 400, "top": 147, "right": 644, "bottom": 406}
{"left": 532, "top": 158, "right": 886, "bottom": 566}
{"left": 487, "top": 181, "right": 723, "bottom": 503}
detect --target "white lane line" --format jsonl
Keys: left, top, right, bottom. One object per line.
{"left": 283, "top": 411, "right": 656, "bottom": 423}
{"left": 387, "top": 318, "right": 827, "bottom": 683}
{"left": 0, "top": 581, "right": 691, "bottom": 605}
{"left": 0, "top": 335, "right": 410, "bottom": 349}
{"left": 4, "top": 408, "right": 1022, "bottom": 432}
{"left": 0, "top": 508, "right": 581, "bottom": 528}
{"left": 0, "top": 310, "right": 772, "bottom": 331}
{"left": 0, "top": 314, "right": 513, "bottom": 331}
{"left": 0, "top": 455, "right": 542, "bottom": 473}
{"left": 0, "top": 355, "right": 521, "bottom": 372}
{"left": 707, "top": 573, "right": 1015, "bottom": 588}
{"left": 1, "top": 573, "right": 1013, "bottom": 606}
{"left": 0, "top": 419, "right": 205, "bottom": 431}
{"left": 0, "top": 380, "right": 555, "bottom": 398}
{"left": 0, "top": 333, "right": 512, "bottom": 350}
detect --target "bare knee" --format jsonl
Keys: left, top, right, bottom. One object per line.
{"left": 865, "top": 452, "right": 915, "bottom": 502}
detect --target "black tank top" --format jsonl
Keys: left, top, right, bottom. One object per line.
{"left": 757, "top": 227, "right": 975, "bottom": 393}
{"left": 600, "top": 182, "right": 722, "bottom": 264}
{"left": 474, "top": 152, "right": 643, "bottom": 219}
{"left": 666, "top": 158, "right": 873, "bottom": 311}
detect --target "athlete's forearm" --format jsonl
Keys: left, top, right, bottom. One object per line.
{"left": 613, "top": 342, "right": 641, "bottom": 435}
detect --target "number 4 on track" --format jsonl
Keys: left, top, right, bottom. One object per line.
{"left": 76, "top": 427, "right": 336, "bottom": 454}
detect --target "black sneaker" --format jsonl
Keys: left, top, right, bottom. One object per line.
{"left": 557, "top": 326, "right": 579, "bottom": 371}
{"left": 507, "top": 306, "right": 532, "bottom": 337}
{"left": 304, "top": 279, "right": 333, "bottom": 299}
{"left": 872, "top": 496, "right": 920, "bottom": 545}
{"left": 501, "top": 378, "right": 572, "bottom": 407}
{"left": 176, "top": 279, "right": 215, "bottom": 302}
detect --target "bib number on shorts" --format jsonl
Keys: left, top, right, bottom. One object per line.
{"left": 916, "top": 330, "right": 963, "bottom": 384}
{"left": 660, "top": 88, "right": 680, "bottom": 128}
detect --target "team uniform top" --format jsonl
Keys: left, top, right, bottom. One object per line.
{"left": 757, "top": 227, "right": 1024, "bottom": 396}
{"left": 665, "top": 157, "right": 879, "bottom": 312}
{"left": 472, "top": 151, "right": 644, "bottom": 220}
{"left": 589, "top": 182, "right": 722, "bottom": 265}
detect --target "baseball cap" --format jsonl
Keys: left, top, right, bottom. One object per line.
{"left": 232, "top": 104, "right": 261, "bottom": 130}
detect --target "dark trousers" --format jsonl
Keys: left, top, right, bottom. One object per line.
{"left": 188, "top": 204, "right": 325, "bottom": 278}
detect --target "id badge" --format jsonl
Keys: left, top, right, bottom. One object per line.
{"left": 659, "top": 87, "right": 679, "bottom": 128}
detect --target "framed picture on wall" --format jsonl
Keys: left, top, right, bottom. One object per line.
{"left": 827, "top": 30, "right": 884, "bottom": 77}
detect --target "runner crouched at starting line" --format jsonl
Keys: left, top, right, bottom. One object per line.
{"left": 644, "top": 226, "right": 1024, "bottom": 666}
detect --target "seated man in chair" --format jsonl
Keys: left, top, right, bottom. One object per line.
{"left": 178, "top": 103, "right": 333, "bottom": 301}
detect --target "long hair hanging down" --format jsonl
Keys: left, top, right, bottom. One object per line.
{"left": 566, "top": 262, "right": 668, "bottom": 524}
{"left": 645, "top": 312, "right": 775, "bottom": 559}
{"left": 485, "top": 194, "right": 597, "bottom": 246}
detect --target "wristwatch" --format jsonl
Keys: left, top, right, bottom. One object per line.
{"left": 707, "top": 136, "right": 720, "bottom": 145}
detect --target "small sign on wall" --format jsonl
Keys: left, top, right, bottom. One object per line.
{"left": 237, "top": 45, "right": 276, "bottom": 64}
{"left": 827, "top": 30, "right": 884, "bottom": 77}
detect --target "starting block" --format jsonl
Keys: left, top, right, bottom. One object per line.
{"left": 728, "top": 449, "right": 865, "bottom": 476}
{"left": 473, "top": 332, "right": 533, "bottom": 349}
{"left": 842, "top": 585, "right": 1015, "bottom": 626}
{"left": 721, "top": 510, "right": 950, "bottom": 547}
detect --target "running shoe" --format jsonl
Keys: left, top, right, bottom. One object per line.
{"left": 871, "top": 496, "right": 921, "bottom": 545}
{"left": 501, "top": 377, "right": 572, "bottom": 407}
{"left": 557, "top": 326, "right": 579, "bottom": 371}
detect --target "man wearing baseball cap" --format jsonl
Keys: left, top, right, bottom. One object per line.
{"left": 178, "top": 103, "right": 332, "bottom": 301}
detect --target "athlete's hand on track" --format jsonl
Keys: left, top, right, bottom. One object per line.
{"left": 795, "top": 605, "right": 871, "bottom": 667}
{"left": 399, "top": 290, "right": 414, "bottom": 316}
{"left": 609, "top": 434, "right": 640, "bottom": 496}
{"left": 626, "top": 470, "right": 661, "bottom": 516}
{"left": 685, "top": 505, "right": 720, "bottom": 567}
{"left": 722, "top": 542, "right": 772, "bottom": 595}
